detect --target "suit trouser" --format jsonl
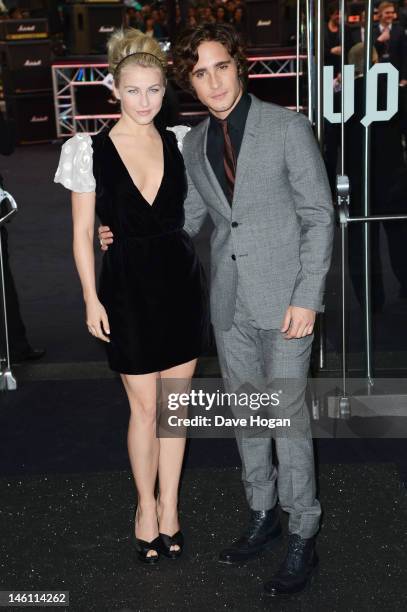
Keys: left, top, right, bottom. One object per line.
{"left": 213, "top": 281, "right": 321, "bottom": 539}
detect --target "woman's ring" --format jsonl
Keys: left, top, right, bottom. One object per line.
{"left": 100, "top": 238, "right": 104, "bottom": 247}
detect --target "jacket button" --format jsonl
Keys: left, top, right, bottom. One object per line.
{"left": 231, "top": 221, "right": 239, "bottom": 228}
{"left": 231, "top": 254, "right": 236, "bottom": 261}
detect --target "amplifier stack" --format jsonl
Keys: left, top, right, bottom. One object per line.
{"left": 64, "top": 2, "right": 125, "bottom": 55}
{"left": 1, "top": 18, "right": 55, "bottom": 143}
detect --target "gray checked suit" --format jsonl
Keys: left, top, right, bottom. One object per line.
{"left": 182, "top": 94, "right": 334, "bottom": 538}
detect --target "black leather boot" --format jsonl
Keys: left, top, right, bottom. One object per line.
{"left": 219, "top": 507, "right": 282, "bottom": 564}
{"left": 264, "top": 533, "right": 318, "bottom": 596}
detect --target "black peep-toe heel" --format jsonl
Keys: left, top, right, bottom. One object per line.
{"left": 133, "top": 535, "right": 161, "bottom": 564}
{"left": 132, "top": 506, "right": 160, "bottom": 564}
{"left": 158, "top": 530, "right": 184, "bottom": 559}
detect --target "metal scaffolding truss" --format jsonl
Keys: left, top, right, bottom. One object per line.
{"left": 246, "top": 54, "right": 305, "bottom": 78}
{"left": 51, "top": 63, "right": 118, "bottom": 138}
{"left": 52, "top": 54, "right": 306, "bottom": 138}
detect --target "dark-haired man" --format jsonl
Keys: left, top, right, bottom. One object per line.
{"left": 99, "top": 24, "right": 334, "bottom": 597}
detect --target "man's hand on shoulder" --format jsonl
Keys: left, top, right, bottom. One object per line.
{"left": 98, "top": 225, "right": 114, "bottom": 251}
{"left": 280, "top": 306, "right": 316, "bottom": 339}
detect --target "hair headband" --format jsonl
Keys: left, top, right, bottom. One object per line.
{"left": 114, "top": 51, "right": 165, "bottom": 74}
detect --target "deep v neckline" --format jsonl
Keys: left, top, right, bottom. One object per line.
{"left": 107, "top": 129, "right": 166, "bottom": 207}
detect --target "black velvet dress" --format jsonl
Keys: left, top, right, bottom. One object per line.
{"left": 91, "top": 127, "right": 209, "bottom": 374}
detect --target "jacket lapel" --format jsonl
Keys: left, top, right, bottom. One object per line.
{"left": 232, "top": 94, "right": 262, "bottom": 206}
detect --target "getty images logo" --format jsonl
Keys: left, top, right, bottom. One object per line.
{"left": 99, "top": 25, "right": 114, "bottom": 33}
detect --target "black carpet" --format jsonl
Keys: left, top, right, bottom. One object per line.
{"left": 1, "top": 465, "right": 406, "bottom": 611}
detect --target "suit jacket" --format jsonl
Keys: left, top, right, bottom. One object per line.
{"left": 182, "top": 94, "right": 334, "bottom": 331}
{"left": 373, "top": 23, "right": 407, "bottom": 80}
{"left": 400, "top": 8, "right": 407, "bottom": 30}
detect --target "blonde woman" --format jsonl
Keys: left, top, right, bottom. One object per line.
{"left": 54, "top": 28, "right": 209, "bottom": 564}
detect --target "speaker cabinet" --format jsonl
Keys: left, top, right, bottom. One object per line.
{"left": 0, "top": 40, "right": 52, "bottom": 94}
{"left": 5, "top": 93, "right": 56, "bottom": 144}
{"left": 245, "top": 0, "right": 284, "bottom": 47}
{"left": 64, "top": 3, "right": 125, "bottom": 55}
{"left": 0, "top": 18, "right": 49, "bottom": 41}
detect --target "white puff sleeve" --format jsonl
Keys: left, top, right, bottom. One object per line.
{"left": 166, "top": 125, "right": 191, "bottom": 153}
{"left": 54, "top": 133, "right": 96, "bottom": 192}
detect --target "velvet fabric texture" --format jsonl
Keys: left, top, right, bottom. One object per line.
{"left": 91, "top": 127, "right": 209, "bottom": 374}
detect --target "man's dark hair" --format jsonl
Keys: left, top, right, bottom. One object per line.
{"left": 172, "top": 23, "right": 248, "bottom": 93}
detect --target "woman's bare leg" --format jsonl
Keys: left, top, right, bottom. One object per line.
{"left": 157, "top": 358, "right": 197, "bottom": 550}
{"left": 121, "top": 371, "right": 160, "bottom": 557}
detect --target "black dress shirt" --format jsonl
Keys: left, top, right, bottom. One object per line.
{"left": 206, "top": 92, "right": 251, "bottom": 202}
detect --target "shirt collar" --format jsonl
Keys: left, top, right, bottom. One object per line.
{"left": 209, "top": 91, "right": 251, "bottom": 131}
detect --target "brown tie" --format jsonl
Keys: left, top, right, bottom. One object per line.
{"left": 219, "top": 118, "right": 237, "bottom": 203}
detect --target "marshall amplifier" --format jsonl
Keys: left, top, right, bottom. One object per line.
{"left": 65, "top": 3, "right": 125, "bottom": 55}
{"left": 0, "top": 40, "right": 52, "bottom": 94}
{"left": 0, "top": 19, "right": 49, "bottom": 41}
{"left": 5, "top": 92, "right": 56, "bottom": 144}
{"left": 245, "top": 0, "right": 283, "bottom": 47}
{"left": 23, "top": 1, "right": 63, "bottom": 34}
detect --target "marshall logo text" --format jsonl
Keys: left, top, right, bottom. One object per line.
{"left": 30, "top": 116, "right": 49, "bottom": 123}
{"left": 18, "top": 25, "right": 36, "bottom": 32}
{"left": 24, "top": 59, "right": 42, "bottom": 67}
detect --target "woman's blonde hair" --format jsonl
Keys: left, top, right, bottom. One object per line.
{"left": 107, "top": 28, "right": 167, "bottom": 85}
